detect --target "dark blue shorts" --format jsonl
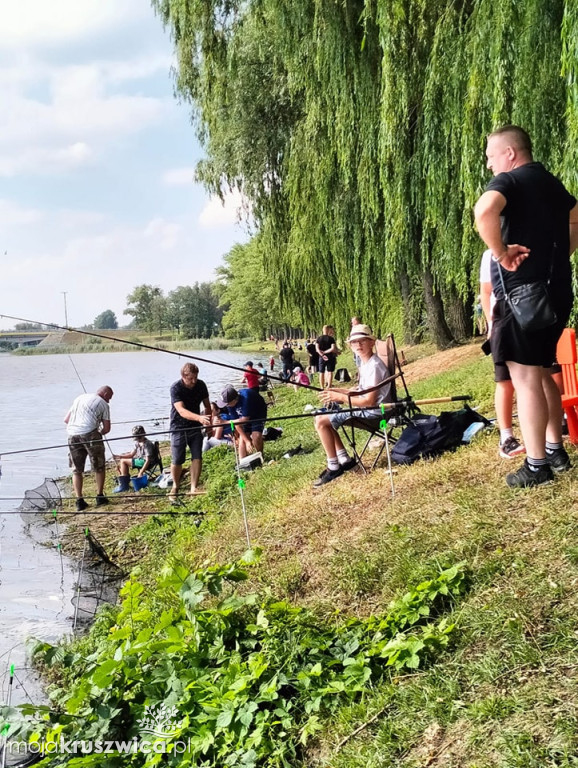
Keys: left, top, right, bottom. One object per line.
{"left": 318, "top": 355, "right": 336, "bottom": 373}
{"left": 171, "top": 426, "right": 203, "bottom": 465}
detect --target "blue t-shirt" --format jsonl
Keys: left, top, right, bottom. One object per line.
{"left": 222, "top": 388, "right": 267, "bottom": 423}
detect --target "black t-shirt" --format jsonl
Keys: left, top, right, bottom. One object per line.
{"left": 316, "top": 334, "right": 336, "bottom": 357}
{"left": 279, "top": 347, "right": 295, "bottom": 364}
{"left": 306, "top": 342, "right": 319, "bottom": 363}
{"left": 487, "top": 162, "right": 576, "bottom": 301}
{"left": 170, "top": 378, "right": 209, "bottom": 429}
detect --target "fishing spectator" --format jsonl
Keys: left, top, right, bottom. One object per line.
{"left": 169, "top": 362, "right": 212, "bottom": 500}
{"left": 312, "top": 325, "right": 391, "bottom": 487}
{"left": 269, "top": 354, "right": 275, "bottom": 372}
{"left": 217, "top": 385, "right": 268, "bottom": 459}
{"left": 113, "top": 425, "right": 156, "bottom": 492}
{"left": 316, "top": 325, "right": 338, "bottom": 388}
{"left": 291, "top": 365, "right": 310, "bottom": 392}
{"left": 241, "top": 361, "right": 260, "bottom": 390}
{"left": 279, "top": 342, "right": 295, "bottom": 382}
{"left": 479, "top": 248, "right": 525, "bottom": 459}
{"left": 64, "top": 385, "right": 113, "bottom": 511}
{"left": 306, "top": 338, "right": 319, "bottom": 377}
{"left": 474, "top": 124, "right": 578, "bottom": 487}
{"left": 202, "top": 402, "right": 234, "bottom": 452}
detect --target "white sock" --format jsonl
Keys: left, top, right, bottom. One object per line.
{"left": 328, "top": 457, "right": 339, "bottom": 471}
{"left": 336, "top": 448, "right": 349, "bottom": 464}
{"left": 499, "top": 428, "right": 513, "bottom": 444}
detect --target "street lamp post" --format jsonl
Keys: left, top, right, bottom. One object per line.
{"left": 61, "top": 291, "right": 68, "bottom": 327}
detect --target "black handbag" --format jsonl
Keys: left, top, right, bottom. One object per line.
{"left": 497, "top": 260, "right": 557, "bottom": 332}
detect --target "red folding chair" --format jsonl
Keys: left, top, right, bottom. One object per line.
{"left": 556, "top": 328, "right": 578, "bottom": 445}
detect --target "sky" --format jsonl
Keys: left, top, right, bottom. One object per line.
{"left": 0, "top": 0, "right": 248, "bottom": 329}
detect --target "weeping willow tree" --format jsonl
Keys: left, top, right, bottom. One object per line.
{"left": 152, "top": 0, "right": 578, "bottom": 347}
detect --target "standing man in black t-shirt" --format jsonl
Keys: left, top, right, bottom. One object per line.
{"left": 278, "top": 342, "right": 295, "bottom": 382}
{"left": 169, "top": 362, "right": 212, "bottom": 500}
{"left": 474, "top": 125, "right": 578, "bottom": 488}
{"left": 316, "top": 325, "right": 338, "bottom": 388}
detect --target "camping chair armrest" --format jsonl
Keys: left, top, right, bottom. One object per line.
{"left": 343, "top": 371, "right": 402, "bottom": 403}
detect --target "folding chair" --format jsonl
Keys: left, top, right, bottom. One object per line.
{"left": 556, "top": 328, "right": 578, "bottom": 445}
{"left": 339, "top": 335, "right": 418, "bottom": 472}
{"left": 144, "top": 441, "right": 164, "bottom": 480}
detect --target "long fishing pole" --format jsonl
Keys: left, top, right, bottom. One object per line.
{"left": 0, "top": 396, "right": 472, "bottom": 460}
{"left": 0, "top": 312, "right": 322, "bottom": 392}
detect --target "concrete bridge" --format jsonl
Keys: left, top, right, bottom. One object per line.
{"left": 0, "top": 331, "right": 62, "bottom": 348}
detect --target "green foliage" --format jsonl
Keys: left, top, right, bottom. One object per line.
{"left": 125, "top": 283, "right": 222, "bottom": 338}
{"left": 9, "top": 559, "right": 466, "bottom": 766}
{"left": 93, "top": 310, "right": 118, "bottom": 330}
{"left": 152, "top": 0, "right": 578, "bottom": 346}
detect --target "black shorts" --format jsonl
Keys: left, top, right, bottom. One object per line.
{"left": 494, "top": 363, "right": 511, "bottom": 383}
{"left": 491, "top": 296, "right": 571, "bottom": 368}
{"left": 318, "top": 355, "right": 336, "bottom": 373}
{"left": 171, "top": 426, "right": 203, "bottom": 465}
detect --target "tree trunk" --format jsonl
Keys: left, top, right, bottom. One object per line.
{"left": 443, "top": 287, "right": 471, "bottom": 341}
{"left": 422, "top": 266, "right": 455, "bottom": 349}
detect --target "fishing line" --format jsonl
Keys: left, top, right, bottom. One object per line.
{"left": 65, "top": 357, "right": 121, "bottom": 473}
{"left": 232, "top": 439, "right": 251, "bottom": 549}
{"left": 73, "top": 528, "right": 89, "bottom": 632}
{"left": 51, "top": 510, "right": 66, "bottom": 619}
{"left": 0, "top": 406, "right": 407, "bottom": 459}
{"left": 0, "top": 312, "right": 322, "bottom": 392}
{"left": 0, "top": 664, "right": 14, "bottom": 768}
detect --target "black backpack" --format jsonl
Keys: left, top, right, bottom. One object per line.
{"left": 391, "top": 406, "right": 489, "bottom": 465}
{"left": 335, "top": 368, "right": 351, "bottom": 383}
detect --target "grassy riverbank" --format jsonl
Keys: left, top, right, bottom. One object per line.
{"left": 20, "top": 342, "right": 578, "bottom": 766}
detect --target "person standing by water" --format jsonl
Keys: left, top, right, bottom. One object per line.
{"left": 64, "top": 385, "right": 113, "bottom": 511}
{"left": 169, "top": 362, "right": 212, "bottom": 500}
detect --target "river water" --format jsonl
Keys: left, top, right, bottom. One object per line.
{"left": 0, "top": 348, "right": 251, "bottom": 706}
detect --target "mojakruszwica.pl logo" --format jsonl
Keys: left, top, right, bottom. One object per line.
{"left": 6, "top": 703, "right": 190, "bottom": 756}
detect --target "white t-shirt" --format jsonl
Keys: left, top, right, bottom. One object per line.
{"left": 358, "top": 354, "right": 391, "bottom": 405}
{"left": 66, "top": 393, "right": 110, "bottom": 436}
{"left": 479, "top": 248, "right": 496, "bottom": 323}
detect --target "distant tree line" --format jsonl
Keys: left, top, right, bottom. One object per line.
{"left": 123, "top": 283, "right": 223, "bottom": 338}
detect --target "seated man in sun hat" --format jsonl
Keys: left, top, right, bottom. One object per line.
{"left": 312, "top": 324, "right": 392, "bottom": 487}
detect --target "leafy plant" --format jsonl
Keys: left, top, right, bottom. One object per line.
{"left": 3, "top": 556, "right": 466, "bottom": 767}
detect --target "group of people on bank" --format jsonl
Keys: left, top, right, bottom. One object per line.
{"left": 64, "top": 363, "right": 268, "bottom": 509}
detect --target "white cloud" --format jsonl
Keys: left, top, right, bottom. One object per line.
{"left": 163, "top": 167, "right": 196, "bottom": 186}
{"left": 0, "top": 0, "right": 147, "bottom": 48}
{"left": 0, "top": 199, "right": 44, "bottom": 227}
{"left": 0, "top": 60, "right": 165, "bottom": 177}
{"left": 199, "top": 189, "right": 249, "bottom": 229}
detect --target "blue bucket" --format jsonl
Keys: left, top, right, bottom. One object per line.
{"left": 131, "top": 475, "right": 148, "bottom": 492}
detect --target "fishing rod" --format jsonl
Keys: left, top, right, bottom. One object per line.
{"left": 0, "top": 397, "right": 473, "bottom": 459}
{"left": 0, "top": 312, "right": 322, "bottom": 392}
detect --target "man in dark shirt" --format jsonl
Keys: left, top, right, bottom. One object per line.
{"left": 316, "top": 325, "right": 338, "bottom": 388}
{"left": 306, "top": 339, "right": 319, "bottom": 377}
{"left": 169, "top": 362, "right": 212, "bottom": 499}
{"left": 278, "top": 342, "right": 295, "bottom": 382}
{"left": 217, "top": 385, "right": 267, "bottom": 458}
{"left": 474, "top": 125, "right": 578, "bottom": 488}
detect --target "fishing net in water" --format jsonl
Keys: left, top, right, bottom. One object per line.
{"left": 71, "top": 530, "right": 125, "bottom": 629}
{"left": 18, "top": 478, "right": 62, "bottom": 512}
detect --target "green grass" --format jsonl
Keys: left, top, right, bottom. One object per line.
{"left": 55, "top": 344, "right": 578, "bottom": 766}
